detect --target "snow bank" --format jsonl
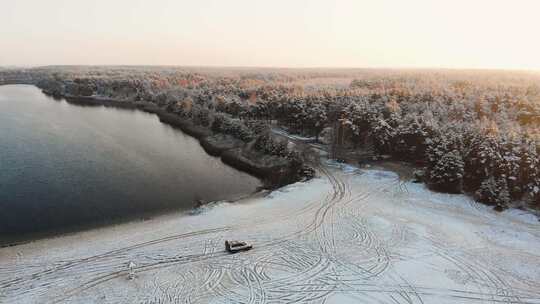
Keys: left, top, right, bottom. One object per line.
{"left": 1, "top": 164, "right": 539, "bottom": 304}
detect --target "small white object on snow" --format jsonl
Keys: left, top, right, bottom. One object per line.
{"left": 127, "top": 261, "right": 136, "bottom": 280}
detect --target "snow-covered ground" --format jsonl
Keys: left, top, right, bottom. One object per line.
{"left": 1, "top": 161, "right": 539, "bottom": 304}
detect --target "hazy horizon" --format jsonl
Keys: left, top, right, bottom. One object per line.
{"left": 2, "top": 0, "right": 539, "bottom": 70}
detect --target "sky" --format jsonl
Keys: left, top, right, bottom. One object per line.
{"left": 1, "top": 0, "right": 539, "bottom": 70}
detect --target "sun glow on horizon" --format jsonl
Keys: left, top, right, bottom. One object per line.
{"left": 1, "top": 0, "right": 539, "bottom": 70}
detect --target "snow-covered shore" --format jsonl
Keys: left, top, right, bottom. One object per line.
{"left": 1, "top": 161, "right": 539, "bottom": 303}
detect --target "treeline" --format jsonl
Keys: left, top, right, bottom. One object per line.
{"left": 208, "top": 85, "right": 540, "bottom": 210}
{"left": 6, "top": 66, "right": 540, "bottom": 209}
{"left": 241, "top": 86, "right": 540, "bottom": 210}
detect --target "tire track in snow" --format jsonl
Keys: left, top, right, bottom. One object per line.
{"left": 3, "top": 163, "right": 540, "bottom": 304}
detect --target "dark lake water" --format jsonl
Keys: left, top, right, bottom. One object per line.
{"left": 0, "top": 85, "right": 261, "bottom": 244}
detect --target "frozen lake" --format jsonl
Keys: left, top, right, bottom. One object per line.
{"left": 0, "top": 85, "right": 260, "bottom": 244}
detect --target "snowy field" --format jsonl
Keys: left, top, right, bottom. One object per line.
{"left": 1, "top": 161, "right": 539, "bottom": 304}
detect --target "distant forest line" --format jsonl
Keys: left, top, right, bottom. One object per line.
{"left": 2, "top": 66, "right": 540, "bottom": 210}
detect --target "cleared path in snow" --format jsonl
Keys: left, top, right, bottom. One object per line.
{"left": 1, "top": 161, "right": 539, "bottom": 304}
